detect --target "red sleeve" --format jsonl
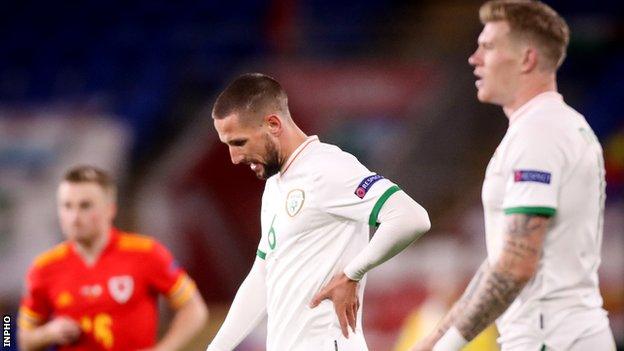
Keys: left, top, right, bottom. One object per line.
{"left": 146, "top": 241, "right": 197, "bottom": 308}
{"left": 19, "top": 265, "right": 51, "bottom": 329}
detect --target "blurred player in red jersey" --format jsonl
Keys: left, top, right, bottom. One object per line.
{"left": 18, "top": 165, "right": 208, "bottom": 351}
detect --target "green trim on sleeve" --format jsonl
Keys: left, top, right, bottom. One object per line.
{"left": 504, "top": 206, "right": 556, "bottom": 217}
{"left": 368, "top": 185, "right": 401, "bottom": 226}
{"left": 256, "top": 249, "right": 266, "bottom": 260}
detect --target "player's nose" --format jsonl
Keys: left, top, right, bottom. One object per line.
{"left": 468, "top": 50, "right": 480, "bottom": 66}
{"left": 229, "top": 148, "right": 244, "bottom": 165}
{"left": 66, "top": 210, "right": 81, "bottom": 225}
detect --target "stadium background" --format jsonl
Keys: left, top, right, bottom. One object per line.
{"left": 0, "top": 0, "right": 622, "bottom": 350}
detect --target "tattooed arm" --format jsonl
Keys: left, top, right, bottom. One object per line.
{"left": 453, "top": 213, "right": 549, "bottom": 340}
{"left": 411, "top": 214, "right": 550, "bottom": 351}
{"left": 411, "top": 260, "right": 489, "bottom": 350}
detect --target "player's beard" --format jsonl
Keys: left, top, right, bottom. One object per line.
{"left": 259, "top": 135, "right": 281, "bottom": 180}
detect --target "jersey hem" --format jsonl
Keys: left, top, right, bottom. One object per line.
{"left": 368, "top": 185, "right": 401, "bottom": 226}
{"left": 504, "top": 206, "right": 556, "bottom": 216}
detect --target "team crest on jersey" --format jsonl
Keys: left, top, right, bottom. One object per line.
{"left": 355, "top": 174, "right": 384, "bottom": 199}
{"left": 286, "top": 189, "right": 305, "bottom": 217}
{"left": 108, "top": 275, "right": 134, "bottom": 304}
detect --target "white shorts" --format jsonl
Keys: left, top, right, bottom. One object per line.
{"left": 318, "top": 332, "right": 368, "bottom": 351}
{"left": 502, "top": 327, "right": 616, "bottom": 351}
{"left": 567, "top": 327, "right": 616, "bottom": 351}
{"left": 281, "top": 330, "right": 368, "bottom": 351}
{"left": 327, "top": 333, "right": 368, "bottom": 351}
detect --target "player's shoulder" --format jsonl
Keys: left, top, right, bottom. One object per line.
{"left": 32, "top": 242, "right": 71, "bottom": 269}
{"left": 305, "top": 141, "right": 367, "bottom": 173}
{"left": 521, "top": 95, "right": 583, "bottom": 131}
{"left": 514, "top": 100, "right": 587, "bottom": 149}
{"left": 116, "top": 231, "right": 158, "bottom": 253}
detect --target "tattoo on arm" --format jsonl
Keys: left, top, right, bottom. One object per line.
{"left": 453, "top": 214, "right": 550, "bottom": 340}
{"left": 430, "top": 260, "right": 489, "bottom": 341}
{"left": 461, "top": 260, "right": 489, "bottom": 301}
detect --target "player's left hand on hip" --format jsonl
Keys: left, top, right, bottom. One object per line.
{"left": 309, "top": 272, "right": 359, "bottom": 338}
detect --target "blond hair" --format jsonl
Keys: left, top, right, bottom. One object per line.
{"left": 62, "top": 165, "right": 117, "bottom": 201}
{"left": 480, "top": 0, "right": 570, "bottom": 70}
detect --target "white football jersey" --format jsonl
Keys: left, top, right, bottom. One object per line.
{"left": 482, "top": 92, "right": 610, "bottom": 350}
{"left": 257, "top": 136, "right": 399, "bottom": 351}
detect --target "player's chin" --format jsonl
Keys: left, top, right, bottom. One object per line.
{"left": 476, "top": 89, "right": 492, "bottom": 103}
{"left": 69, "top": 231, "right": 94, "bottom": 243}
{"left": 252, "top": 166, "right": 267, "bottom": 180}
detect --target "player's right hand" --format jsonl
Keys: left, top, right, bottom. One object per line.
{"left": 309, "top": 272, "right": 359, "bottom": 338}
{"left": 44, "top": 316, "right": 82, "bottom": 345}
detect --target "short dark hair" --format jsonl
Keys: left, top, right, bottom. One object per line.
{"left": 480, "top": 0, "right": 570, "bottom": 70}
{"left": 62, "top": 165, "right": 117, "bottom": 200}
{"left": 212, "top": 73, "right": 289, "bottom": 121}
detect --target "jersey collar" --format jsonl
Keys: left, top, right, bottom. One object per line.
{"left": 69, "top": 227, "right": 118, "bottom": 267}
{"left": 509, "top": 91, "right": 563, "bottom": 125}
{"left": 280, "top": 135, "right": 319, "bottom": 176}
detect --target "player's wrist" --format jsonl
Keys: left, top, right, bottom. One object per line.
{"left": 432, "top": 326, "right": 467, "bottom": 351}
{"left": 207, "top": 344, "right": 228, "bottom": 351}
{"left": 343, "top": 265, "right": 364, "bottom": 281}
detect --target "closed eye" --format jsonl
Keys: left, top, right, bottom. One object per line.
{"left": 480, "top": 41, "right": 494, "bottom": 50}
{"left": 229, "top": 139, "right": 247, "bottom": 147}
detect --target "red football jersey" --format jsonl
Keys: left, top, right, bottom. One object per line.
{"left": 19, "top": 228, "right": 197, "bottom": 350}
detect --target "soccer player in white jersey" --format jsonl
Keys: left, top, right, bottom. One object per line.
{"left": 411, "top": 1, "right": 615, "bottom": 351}
{"left": 206, "top": 73, "right": 431, "bottom": 351}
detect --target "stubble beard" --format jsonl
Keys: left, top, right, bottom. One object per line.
{"left": 259, "top": 137, "right": 281, "bottom": 180}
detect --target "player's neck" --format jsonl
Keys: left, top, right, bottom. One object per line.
{"left": 73, "top": 227, "right": 112, "bottom": 266}
{"left": 279, "top": 125, "right": 308, "bottom": 172}
{"left": 503, "top": 74, "right": 557, "bottom": 118}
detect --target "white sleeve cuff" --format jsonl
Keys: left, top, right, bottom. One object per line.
{"left": 432, "top": 326, "right": 468, "bottom": 351}
{"left": 206, "top": 345, "right": 228, "bottom": 351}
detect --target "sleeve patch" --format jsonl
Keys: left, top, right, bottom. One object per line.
{"left": 354, "top": 174, "right": 384, "bottom": 199}
{"left": 18, "top": 307, "right": 44, "bottom": 330}
{"left": 167, "top": 275, "right": 197, "bottom": 308}
{"left": 513, "top": 170, "right": 551, "bottom": 184}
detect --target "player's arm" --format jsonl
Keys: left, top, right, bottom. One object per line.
{"left": 18, "top": 315, "right": 82, "bottom": 351}
{"left": 19, "top": 263, "right": 82, "bottom": 351}
{"left": 425, "top": 213, "right": 550, "bottom": 351}
{"left": 207, "top": 256, "right": 268, "bottom": 351}
{"left": 311, "top": 190, "right": 431, "bottom": 337}
{"left": 153, "top": 283, "right": 208, "bottom": 351}
{"left": 410, "top": 260, "right": 489, "bottom": 350}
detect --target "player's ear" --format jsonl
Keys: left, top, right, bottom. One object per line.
{"left": 521, "top": 46, "right": 539, "bottom": 73}
{"left": 265, "top": 114, "right": 282, "bottom": 136}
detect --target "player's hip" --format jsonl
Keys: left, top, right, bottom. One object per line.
{"left": 497, "top": 307, "right": 611, "bottom": 351}
{"left": 266, "top": 331, "right": 368, "bottom": 351}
